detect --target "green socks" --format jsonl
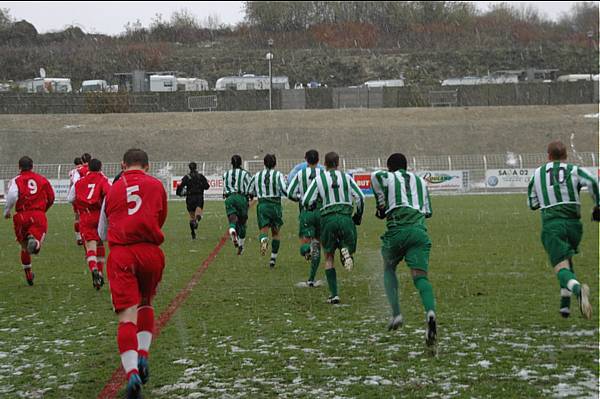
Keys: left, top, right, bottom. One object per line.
{"left": 272, "top": 239, "right": 280, "bottom": 254}
{"left": 259, "top": 233, "right": 268, "bottom": 242}
{"left": 229, "top": 222, "right": 236, "bottom": 230}
{"left": 413, "top": 275, "right": 436, "bottom": 313}
{"left": 384, "top": 264, "right": 401, "bottom": 317}
{"left": 325, "top": 268, "right": 338, "bottom": 297}
{"left": 309, "top": 251, "right": 320, "bottom": 281}
{"left": 557, "top": 268, "right": 581, "bottom": 297}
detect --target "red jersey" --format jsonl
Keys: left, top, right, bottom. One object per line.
{"left": 70, "top": 164, "right": 89, "bottom": 185}
{"left": 104, "top": 170, "right": 167, "bottom": 246}
{"left": 73, "top": 172, "right": 111, "bottom": 212}
{"left": 9, "top": 171, "right": 55, "bottom": 213}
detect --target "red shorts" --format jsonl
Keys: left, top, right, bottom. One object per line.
{"left": 13, "top": 211, "right": 48, "bottom": 243}
{"left": 79, "top": 210, "right": 101, "bottom": 242}
{"left": 107, "top": 243, "right": 165, "bottom": 312}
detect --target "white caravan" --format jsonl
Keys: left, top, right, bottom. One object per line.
{"left": 150, "top": 75, "right": 177, "bottom": 92}
{"left": 363, "top": 79, "right": 405, "bottom": 88}
{"left": 215, "top": 75, "right": 290, "bottom": 91}
{"left": 19, "top": 78, "right": 73, "bottom": 93}
{"left": 81, "top": 80, "right": 109, "bottom": 92}
{"left": 176, "top": 78, "right": 209, "bottom": 91}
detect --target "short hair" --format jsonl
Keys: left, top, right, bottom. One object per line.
{"left": 19, "top": 156, "right": 33, "bottom": 171}
{"left": 123, "top": 148, "right": 149, "bottom": 167}
{"left": 547, "top": 140, "right": 567, "bottom": 161}
{"left": 387, "top": 153, "right": 407, "bottom": 172}
{"left": 324, "top": 152, "right": 339, "bottom": 169}
{"left": 74, "top": 157, "right": 82, "bottom": 166}
{"left": 231, "top": 155, "right": 242, "bottom": 169}
{"left": 81, "top": 153, "right": 92, "bottom": 164}
{"left": 264, "top": 154, "right": 277, "bottom": 169}
{"left": 89, "top": 158, "right": 102, "bottom": 172}
{"left": 189, "top": 162, "right": 197, "bottom": 171}
{"left": 305, "top": 149, "right": 319, "bottom": 165}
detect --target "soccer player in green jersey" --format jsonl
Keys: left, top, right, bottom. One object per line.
{"left": 528, "top": 140, "right": 599, "bottom": 320}
{"left": 371, "top": 153, "right": 437, "bottom": 347}
{"left": 250, "top": 154, "right": 288, "bottom": 268}
{"left": 302, "top": 152, "right": 365, "bottom": 304}
{"left": 288, "top": 150, "right": 322, "bottom": 287}
{"left": 223, "top": 155, "right": 252, "bottom": 255}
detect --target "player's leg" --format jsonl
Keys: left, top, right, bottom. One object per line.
{"left": 194, "top": 197, "right": 204, "bottom": 223}
{"left": 270, "top": 226, "right": 281, "bottom": 268}
{"left": 321, "top": 215, "right": 339, "bottom": 303}
{"left": 74, "top": 209, "right": 83, "bottom": 245}
{"left": 338, "top": 215, "right": 356, "bottom": 271}
{"left": 186, "top": 195, "right": 198, "bottom": 239}
{"left": 13, "top": 214, "right": 34, "bottom": 285}
{"left": 97, "top": 241, "right": 106, "bottom": 275}
{"left": 257, "top": 202, "right": 270, "bottom": 256}
{"left": 19, "top": 241, "right": 34, "bottom": 286}
{"left": 237, "top": 213, "right": 248, "bottom": 255}
{"left": 225, "top": 196, "right": 240, "bottom": 247}
{"left": 381, "top": 229, "right": 404, "bottom": 330}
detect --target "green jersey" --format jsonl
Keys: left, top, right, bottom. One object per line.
{"left": 302, "top": 169, "right": 365, "bottom": 216}
{"left": 287, "top": 166, "right": 321, "bottom": 206}
{"left": 371, "top": 170, "right": 432, "bottom": 219}
{"left": 528, "top": 162, "right": 599, "bottom": 220}
{"left": 250, "top": 169, "right": 287, "bottom": 199}
{"left": 223, "top": 168, "right": 252, "bottom": 196}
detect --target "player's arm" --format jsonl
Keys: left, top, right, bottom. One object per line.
{"left": 286, "top": 173, "right": 301, "bottom": 202}
{"left": 200, "top": 174, "right": 210, "bottom": 191}
{"left": 278, "top": 172, "right": 288, "bottom": 198}
{"left": 349, "top": 175, "right": 365, "bottom": 225}
{"left": 3, "top": 178, "right": 18, "bottom": 218}
{"left": 371, "top": 171, "right": 387, "bottom": 219}
{"left": 301, "top": 178, "right": 319, "bottom": 209}
{"left": 576, "top": 167, "right": 599, "bottom": 221}
{"left": 158, "top": 183, "right": 168, "bottom": 228}
{"left": 98, "top": 198, "right": 108, "bottom": 241}
{"left": 527, "top": 175, "right": 540, "bottom": 211}
{"left": 175, "top": 175, "right": 187, "bottom": 197}
{"left": 422, "top": 179, "right": 433, "bottom": 218}
{"left": 67, "top": 181, "right": 77, "bottom": 204}
{"left": 44, "top": 178, "right": 55, "bottom": 211}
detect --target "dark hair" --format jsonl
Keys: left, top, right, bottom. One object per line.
{"left": 19, "top": 156, "right": 33, "bottom": 171}
{"left": 74, "top": 157, "right": 82, "bottom": 166}
{"left": 547, "top": 140, "right": 567, "bottom": 161}
{"left": 387, "top": 153, "right": 407, "bottom": 172}
{"left": 231, "top": 155, "right": 242, "bottom": 169}
{"left": 305, "top": 149, "right": 319, "bottom": 165}
{"left": 89, "top": 158, "right": 102, "bottom": 172}
{"left": 189, "top": 162, "right": 197, "bottom": 171}
{"left": 324, "top": 152, "right": 339, "bottom": 169}
{"left": 264, "top": 154, "right": 276, "bottom": 169}
{"left": 123, "top": 148, "right": 149, "bottom": 167}
{"left": 81, "top": 153, "right": 92, "bottom": 164}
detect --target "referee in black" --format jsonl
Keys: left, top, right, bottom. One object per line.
{"left": 176, "top": 162, "right": 210, "bottom": 239}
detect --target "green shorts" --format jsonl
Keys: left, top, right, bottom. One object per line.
{"left": 381, "top": 225, "right": 431, "bottom": 271}
{"left": 320, "top": 213, "right": 356, "bottom": 254}
{"left": 225, "top": 193, "right": 248, "bottom": 220}
{"left": 541, "top": 219, "right": 582, "bottom": 266}
{"left": 299, "top": 208, "right": 321, "bottom": 239}
{"left": 257, "top": 199, "right": 283, "bottom": 230}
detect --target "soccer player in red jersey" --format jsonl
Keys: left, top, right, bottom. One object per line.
{"left": 68, "top": 158, "right": 111, "bottom": 290}
{"left": 98, "top": 149, "right": 167, "bottom": 399}
{"left": 3, "top": 156, "right": 55, "bottom": 285}
{"left": 69, "top": 157, "right": 84, "bottom": 245}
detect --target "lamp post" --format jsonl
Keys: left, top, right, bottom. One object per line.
{"left": 267, "top": 38, "right": 274, "bottom": 110}
{"left": 587, "top": 31, "right": 594, "bottom": 82}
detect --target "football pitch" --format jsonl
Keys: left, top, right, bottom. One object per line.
{"left": 0, "top": 195, "right": 597, "bottom": 398}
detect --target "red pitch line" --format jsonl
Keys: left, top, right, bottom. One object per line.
{"left": 97, "top": 232, "right": 229, "bottom": 399}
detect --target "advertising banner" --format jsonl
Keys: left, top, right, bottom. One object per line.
{"left": 49, "top": 179, "right": 72, "bottom": 201}
{"left": 485, "top": 169, "right": 535, "bottom": 189}
{"left": 352, "top": 173, "right": 373, "bottom": 195}
{"left": 171, "top": 175, "right": 224, "bottom": 200}
{"left": 417, "top": 171, "right": 464, "bottom": 191}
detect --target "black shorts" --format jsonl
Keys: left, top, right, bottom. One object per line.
{"left": 186, "top": 194, "right": 204, "bottom": 213}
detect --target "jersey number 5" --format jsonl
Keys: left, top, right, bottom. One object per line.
{"left": 127, "top": 185, "right": 142, "bottom": 215}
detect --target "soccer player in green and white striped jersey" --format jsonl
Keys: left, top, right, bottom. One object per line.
{"left": 302, "top": 152, "right": 365, "bottom": 304}
{"left": 371, "top": 153, "right": 437, "bottom": 348}
{"left": 250, "top": 154, "right": 288, "bottom": 268}
{"left": 287, "top": 150, "right": 323, "bottom": 287}
{"left": 223, "top": 155, "right": 252, "bottom": 255}
{"left": 528, "top": 140, "right": 599, "bottom": 320}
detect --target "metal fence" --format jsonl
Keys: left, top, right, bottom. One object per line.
{"left": 0, "top": 152, "right": 596, "bottom": 200}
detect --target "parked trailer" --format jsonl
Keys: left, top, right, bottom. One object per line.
{"left": 150, "top": 75, "right": 177, "bottom": 92}
{"left": 81, "top": 79, "right": 109, "bottom": 92}
{"left": 176, "top": 78, "right": 209, "bottom": 91}
{"left": 18, "top": 78, "right": 73, "bottom": 93}
{"left": 364, "top": 79, "right": 405, "bottom": 88}
{"left": 556, "top": 74, "right": 599, "bottom": 82}
{"left": 442, "top": 75, "right": 518, "bottom": 86}
{"left": 215, "top": 75, "right": 290, "bottom": 91}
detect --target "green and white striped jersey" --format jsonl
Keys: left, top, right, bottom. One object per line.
{"left": 287, "top": 166, "right": 321, "bottom": 202}
{"left": 302, "top": 169, "right": 365, "bottom": 214}
{"left": 250, "top": 169, "right": 288, "bottom": 199}
{"left": 222, "top": 168, "right": 252, "bottom": 196}
{"left": 371, "top": 170, "right": 432, "bottom": 216}
{"left": 528, "top": 162, "right": 599, "bottom": 210}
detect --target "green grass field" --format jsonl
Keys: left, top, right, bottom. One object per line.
{"left": 0, "top": 195, "right": 597, "bottom": 398}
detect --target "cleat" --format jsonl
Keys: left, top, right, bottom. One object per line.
{"left": 304, "top": 251, "right": 312, "bottom": 261}
{"left": 138, "top": 357, "right": 149, "bottom": 385}
{"left": 559, "top": 308, "right": 571, "bottom": 318}
{"left": 387, "top": 314, "right": 404, "bottom": 331}
{"left": 327, "top": 295, "right": 340, "bottom": 304}
{"left": 340, "top": 248, "right": 353, "bottom": 271}
{"left": 260, "top": 238, "right": 269, "bottom": 256}
{"left": 77, "top": 239, "right": 84, "bottom": 246}
{"left": 237, "top": 246, "right": 244, "bottom": 256}
{"left": 269, "top": 259, "right": 276, "bottom": 269}
{"left": 229, "top": 228, "right": 239, "bottom": 248}
{"left": 125, "top": 373, "right": 142, "bottom": 399}
{"left": 26, "top": 235, "right": 39, "bottom": 255}
{"left": 425, "top": 311, "right": 437, "bottom": 348}
{"left": 92, "top": 268, "right": 104, "bottom": 290}
{"left": 24, "top": 268, "right": 34, "bottom": 286}
{"left": 578, "top": 284, "right": 592, "bottom": 320}
{"left": 307, "top": 280, "right": 315, "bottom": 288}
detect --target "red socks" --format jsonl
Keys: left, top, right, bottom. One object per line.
{"left": 117, "top": 322, "right": 139, "bottom": 379}
{"left": 137, "top": 306, "right": 154, "bottom": 358}
{"left": 85, "top": 250, "right": 97, "bottom": 272}
{"left": 20, "top": 250, "right": 31, "bottom": 268}
{"left": 97, "top": 244, "right": 105, "bottom": 274}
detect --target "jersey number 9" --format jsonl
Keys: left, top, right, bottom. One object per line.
{"left": 28, "top": 179, "right": 38, "bottom": 195}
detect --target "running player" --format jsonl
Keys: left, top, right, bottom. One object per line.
{"left": 287, "top": 150, "right": 322, "bottom": 286}
{"left": 68, "top": 158, "right": 111, "bottom": 290}
{"left": 69, "top": 157, "right": 84, "bottom": 245}
{"left": 71, "top": 153, "right": 91, "bottom": 184}
{"left": 176, "top": 162, "right": 210, "bottom": 240}
{"left": 302, "top": 152, "right": 364, "bottom": 303}
{"left": 528, "top": 140, "right": 599, "bottom": 320}
{"left": 371, "top": 153, "right": 437, "bottom": 348}
{"left": 250, "top": 154, "right": 288, "bottom": 268}
{"left": 223, "top": 155, "right": 253, "bottom": 255}
{"left": 3, "top": 156, "right": 55, "bottom": 286}
{"left": 99, "top": 148, "right": 167, "bottom": 399}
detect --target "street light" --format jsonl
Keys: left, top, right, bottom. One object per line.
{"left": 267, "top": 38, "right": 274, "bottom": 111}
{"left": 587, "top": 31, "right": 594, "bottom": 82}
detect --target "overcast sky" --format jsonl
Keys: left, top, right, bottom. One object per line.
{"left": 1, "top": 1, "right": 586, "bottom": 35}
